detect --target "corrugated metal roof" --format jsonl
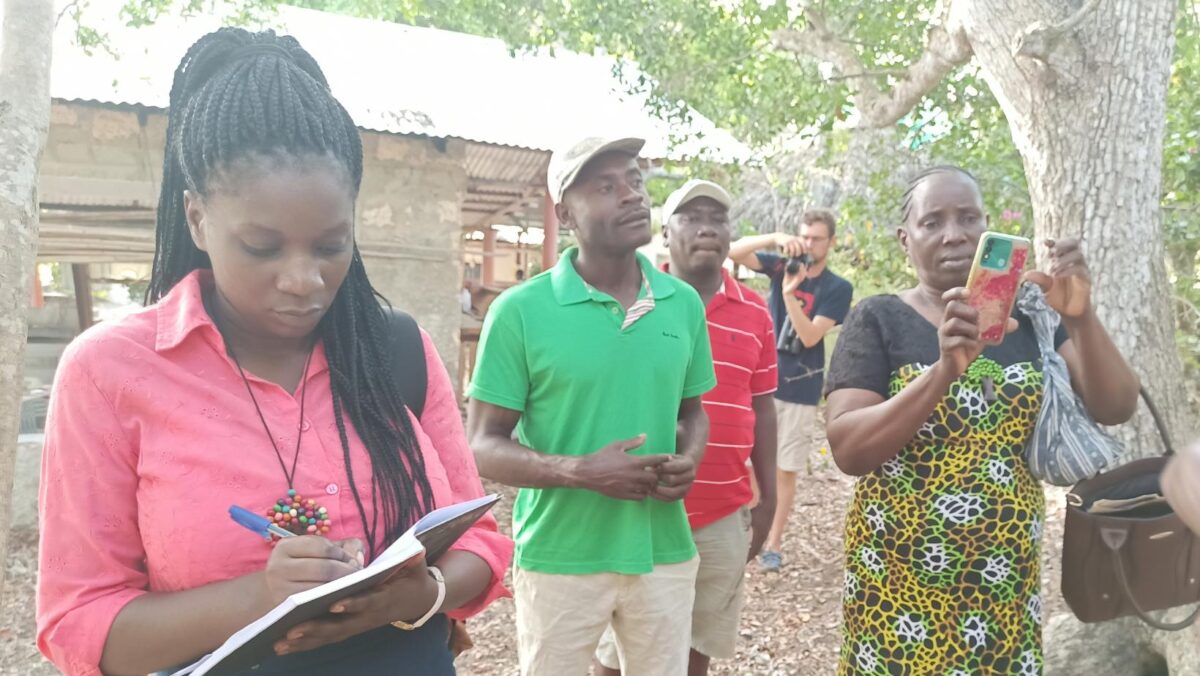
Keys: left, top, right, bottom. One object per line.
{"left": 466, "top": 144, "right": 547, "bottom": 187}
{"left": 462, "top": 144, "right": 546, "bottom": 227}
{"left": 50, "top": 2, "right": 751, "bottom": 163}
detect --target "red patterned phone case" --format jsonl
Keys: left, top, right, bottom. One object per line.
{"left": 966, "top": 233, "right": 1031, "bottom": 345}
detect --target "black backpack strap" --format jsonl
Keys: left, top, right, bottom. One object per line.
{"left": 386, "top": 310, "right": 427, "bottom": 420}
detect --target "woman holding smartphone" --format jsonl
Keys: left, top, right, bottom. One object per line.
{"left": 36, "top": 27, "right": 511, "bottom": 676}
{"left": 824, "top": 166, "right": 1138, "bottom": 673}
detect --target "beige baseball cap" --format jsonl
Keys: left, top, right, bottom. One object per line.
{"left": 661, "top": 179, "right": 733, "bottom": 221}
{"left": 547, "top": 136, "right": 646, "bottom": 204}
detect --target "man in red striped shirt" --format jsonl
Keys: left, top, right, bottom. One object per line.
{"left": 596, "top": 179, "right": 778, "bottom": 676}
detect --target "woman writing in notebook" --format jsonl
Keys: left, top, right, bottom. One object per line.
{"left": 36, "top": 28, "right": 511, "bottom": 675}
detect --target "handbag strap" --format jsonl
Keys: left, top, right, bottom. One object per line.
{"left": 1101, "top": 526, "right": 1200, "bottom": 631}
{"left": 1138, "top": 386, "right": 1175, "bottom": 457}
{"left": 1017, "top": 283, "right": 1059, "bottom": 358}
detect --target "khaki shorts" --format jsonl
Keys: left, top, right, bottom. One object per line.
{"left": 775, "top": 400, "right": 819, "bottom": 473}
{"left": 514, "top": 557, "right": 699, "bottom": 676}
{"left": 596, "top": 508, "right": 752, "bottom": 665}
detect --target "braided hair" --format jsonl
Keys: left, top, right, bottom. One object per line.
{"left": 147, "top": 27, "right": 434, "bottom": 559}
{"left": 900, "top": 165, "right": 980, "bottom": 224}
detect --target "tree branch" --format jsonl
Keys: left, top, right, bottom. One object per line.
{"left": 771, "top": 1, "right": 973, "bottom": 128}
{"left": 1012, "top": 0, "right": 1102, "bottom": 62}
{"left": 825, "top": 67, "right": 908, "bottom": 82}
{"left": 55, "top": 0, "right": 81, "bottom": 27}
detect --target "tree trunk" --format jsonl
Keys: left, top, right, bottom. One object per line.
{"left": 0, "top": 0, "right": 55, "bottom": 600}
{"left": 777, "top": 0, "right": 1195, "bottom": 669}
{"left": 962, "top": 0, "right": 1199, "bottom": 670}
{"left": 964, "top": 0, "right": 1191, "bottom": 452}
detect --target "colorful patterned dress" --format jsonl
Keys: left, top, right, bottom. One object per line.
{"left": 825, "top": 295, "right": 1064, "bottom": 675}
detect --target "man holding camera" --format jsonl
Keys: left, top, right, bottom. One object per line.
{"left": 728, "top": 209, "right": 853, "bottom": 571}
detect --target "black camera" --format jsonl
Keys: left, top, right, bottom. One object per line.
{"left": 785, "top": 254, "right": 815, "bottom": 275}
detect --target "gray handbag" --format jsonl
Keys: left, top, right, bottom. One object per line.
{"left": 1017, "top": 283, "right": 1124, "bottom": 486}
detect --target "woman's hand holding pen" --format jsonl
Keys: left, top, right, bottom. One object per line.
{"left": 272, "top": 552, "right": 440, "bottom": 656}
{"left": 261, "top": 536, "right": 366, "bottom": 607}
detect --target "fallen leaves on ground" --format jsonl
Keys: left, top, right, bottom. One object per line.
{"left": 0, "top": 466, "right": 1076, "bottom": 676}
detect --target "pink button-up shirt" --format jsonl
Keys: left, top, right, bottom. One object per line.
{"left": 36, "top": 271, "right": 512, "bottom": 675}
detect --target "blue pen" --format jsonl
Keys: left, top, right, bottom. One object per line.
{"left": 230, "top": 505, "right": 297, "bottom": 540}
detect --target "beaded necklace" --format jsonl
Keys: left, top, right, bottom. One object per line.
{"left": 206, "top": 290, "right": 335, "bottom": 541}
{"left": 230, "top": 348, "right": 333, "bottom": 539}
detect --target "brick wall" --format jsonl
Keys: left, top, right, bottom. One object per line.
{"left": 39, "top": 102, "right": 465, "bottom": 381}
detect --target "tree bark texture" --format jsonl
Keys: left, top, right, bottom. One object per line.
{"left": 0, "top": 0, "right": 55, "bottom": 601}
{"left": 777, "top": 0, "right": 1192, "bottom": 452}
{"left": 777, "top": 0, "right": 1197, "bottom": 669}
{"left": 964, "top": 0, "right": 1191, "bottom": 455}
{"left": 963, "top": 2, "right": 1199, "bottom": 669}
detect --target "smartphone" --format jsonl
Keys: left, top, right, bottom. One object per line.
{"left": 965, "top": 232, "right": 1031, "bottom": 345}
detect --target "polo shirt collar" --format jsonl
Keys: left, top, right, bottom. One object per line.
{"left": 153, "top": 271, "right": 330, "bottom": 380}
{"left": 659, "top": 262, "right": 744, "bottom": 310}
{"left": 551, "top": 246, "right": 675, "bottom": 306}
{"left": 720, "top": 268, "right": 747, "bottom": 304}
{"left": 155, "top": 270, "right": 218, "bottom": 352}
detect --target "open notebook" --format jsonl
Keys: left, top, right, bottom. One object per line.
{"left": 172, "top": 494, "right": 499, "bottom": 676}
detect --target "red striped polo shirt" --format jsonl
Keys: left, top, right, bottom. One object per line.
{"left": 670, "top": 267, "right": 777, "bottom": 529}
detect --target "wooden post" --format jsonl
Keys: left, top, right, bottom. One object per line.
{"left": 517, "top": 226, "right": 526, "bottom": 279}
{"left": 542, "top": 193, "right": 559, "bottom": 271}
{"left": 482, "top": 229, "right": 497, "bottom": 286}
{"left": 31, "top": 264, "right": 43, "bottom": 308}
{"left": 71, "top": 263, "right": 93, "bottom": 332}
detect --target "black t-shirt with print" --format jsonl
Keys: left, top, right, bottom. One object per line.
{"left": 824, "top": 294, "right": 1068, "bottom": 399}
{"left": 755, "top": 252, "right": 853, "bottom": 405}
{"left": 823, "top": 293, "right": 1070, "bottom": 674}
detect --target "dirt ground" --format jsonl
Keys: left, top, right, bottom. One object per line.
{"left": 0, "top": 462, "right": 1074, "bottom": 676}
{"left": 456, "top": 462, "right": 855, "bottom": 676}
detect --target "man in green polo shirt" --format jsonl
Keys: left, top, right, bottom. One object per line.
{"left": 467, "top": 135, "right": 716, "bottom": 675}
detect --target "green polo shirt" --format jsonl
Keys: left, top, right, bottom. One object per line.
{"left": 469, "top": 247, "right": 716, "bottom": 574}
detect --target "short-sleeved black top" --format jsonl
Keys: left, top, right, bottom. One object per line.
{"left": 824, "top": 293, "right": 1067, "bottom": 674}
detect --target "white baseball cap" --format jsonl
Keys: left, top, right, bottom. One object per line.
{"left": 547, "top": 136, "right": 646, "bottom": 203}
{"left": 661, "top": 179, "right": 733, "bottom": 221}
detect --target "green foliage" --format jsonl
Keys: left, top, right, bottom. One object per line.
{"left": 1164, "top": 0, "right": 1200, "bottom": 402}
{"left": 828, "top": 212, "right": 915, "bottom": 300}
{"left": 290, "top": 0, "right": 827, "bottom": 146}
{"left": 92, "top": 0, "right": 1199, "bottom": 401}
{"left": 290, "top": 0, "right": 1002, "bottom": 151}
{"left": 122, "top": 277, "right": 150, "bottom": 304}
{"left": 296, "top": 0, "right": 1029, "bottom": 298}
{"left": 645, "top": 171, "right": 685, "bottom": 209}
{"left": 69, "top": 0, "right": 277, "bottom": 55}
{"left": 118, "top": 0, "right": 277, "bottom": 26}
